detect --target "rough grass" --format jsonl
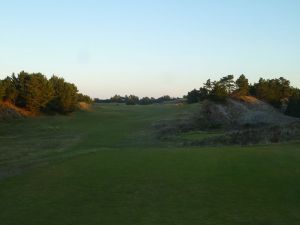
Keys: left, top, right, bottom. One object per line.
{"left": 1, "top": 104, "right": 300, "bottom": 225}
{"left": 177, "top": 130, "right": 223, "bottom": 141}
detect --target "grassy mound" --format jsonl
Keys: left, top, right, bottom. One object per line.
{"left": 201, "top": 97, "right": 296, "bottom": 128}
{"left": 156, "top": 97, "right": 300, "bottom": 145}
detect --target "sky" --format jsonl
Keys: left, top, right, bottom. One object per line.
{"left": 1, "top": 0, "right": 300, "bottom": 98}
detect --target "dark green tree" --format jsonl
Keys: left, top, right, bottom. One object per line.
{"left": 210, "top": 82, "right": 228, "bottom": 102}
{"left": 16, "top": 72, "right": 53, "bottom": 113}
{"left": 77, "top": 93, "right": 92, "bottom": 103}
{"left": 187, "top": 89, "right": 200, "bottom": 103}
{"left": 203, "top": 79, "right": 213, "bottom": 93}
{"left": 198, "top": 87, "right": 209, "bottom": 101}
{"left": 220, "top": 75, "right": 235, "bottom": 94}
{"left": 0, "top": 80, "right": 5, "bottom": 101}
{"left": 139, "top": 97, "right": 152, "bottom": 105}
{"left": 286, "top": 88, "right": 300, "bottom": 117}
{"left": 254, "top": 78, "right": 268, "bottom": 100}
{"left": 235, "top": 74, "right": 249, "bottom": 96}
{"left": 110, "top": 95, "right": 125, "bottom": 103}
{"left": 48, "top": 76, "right": 78, "bottom": 114}
{"left": 253, "top": 77, "right": 292, "bottom": 107}
{"left": 278, "top": 77, "right": 292, "bottom": 99}
{"left": 125, "top": 95, "right": 139, "bottom": 105}
{"left": 1, "top": 76, "right": 18, "bottom": 103}
{"left": 156, "top": 95, "right": 172, "bottom": 103}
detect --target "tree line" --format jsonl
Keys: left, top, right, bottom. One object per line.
{"left": 186, "top": 75, "right": 300, "bottom": 117}
{"left": 0, "top": 71, "right": 92, "bottom": 114}
{"left": 94, "top": 95, "right": 179, "bottom": 105}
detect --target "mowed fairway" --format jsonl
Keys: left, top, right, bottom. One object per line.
{"left": 1, "top": 104, "right": 300, "bottom": 225}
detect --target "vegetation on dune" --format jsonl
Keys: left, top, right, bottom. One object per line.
{"left": 286, "top": 88, "right": 300, "bottom": 117}
{"left": 186, "top": 75, "right": 300, "bottom": 117}
{"left": 156, "top": 97, "right": 300, "bottom": 146}
{"left": 0, "top": 71, "right": 92, "bottom": 115}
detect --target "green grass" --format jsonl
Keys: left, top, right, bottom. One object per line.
{"left": 177, "top": 130, "right": 223, "bottom": 141}
{"left": 0, "top": 104, "right": 185, "bottom": 171}
{"left": 1, "top": 103, "right": 300, "bottom": 225}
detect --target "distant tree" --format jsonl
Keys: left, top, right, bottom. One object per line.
{"left": 94, "top": 98, "right": 100, "bottom": 103}
{"left": 156, "top": 95, "right": 172, "bottom": 103}
{"left": 235, "top": 74, "right": 249, "bottom": 96}
{"left": 125, "top": 95, "right": 139, "bottom": 105}
{"left": 187, "top": 89, "right": 200, "bottom": 103}
{"left": 77, "top": 93, "right": 92, "bottom": 103}
{"left": 139, "top": 97, "right": 152, "bottom": 105}
{"left": 95, "top": 94, "right": 178, "bottom": 105}
{"left": 94, "top": 98, "right": 113, "bottom": 103}
{"left": 150, "top": 97, "right": 156, "bottom": 103}
{"left": 110, "top": 95, "right": 125, "bottom": 103}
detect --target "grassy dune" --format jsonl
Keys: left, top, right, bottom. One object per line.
{"left": 1, "top": 104, "right": 300, "bottom": 225}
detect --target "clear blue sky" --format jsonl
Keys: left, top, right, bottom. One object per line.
{"left": 1, "top": 0, "right": 300, "bottom": 98}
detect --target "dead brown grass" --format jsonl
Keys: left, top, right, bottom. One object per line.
{"left": 238, "top": 96, "right": 260, "bottom": 103}
{"left": 78, "top": 102, "right": 92, "bottom": 111}
{"left": 0, "top": 101, "right": 34, "bottom": 120}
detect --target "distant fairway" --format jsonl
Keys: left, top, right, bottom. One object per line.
{"left": 1, "top": 104, "right": 300, "bottom": 225}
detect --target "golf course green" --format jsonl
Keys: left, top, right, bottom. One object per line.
{"left": 1, "top": 104, "right": 300, "bottom": 225}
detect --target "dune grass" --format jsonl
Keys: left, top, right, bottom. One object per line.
{"left": 1, "top": 104, "right": 300, "bottom": 225}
